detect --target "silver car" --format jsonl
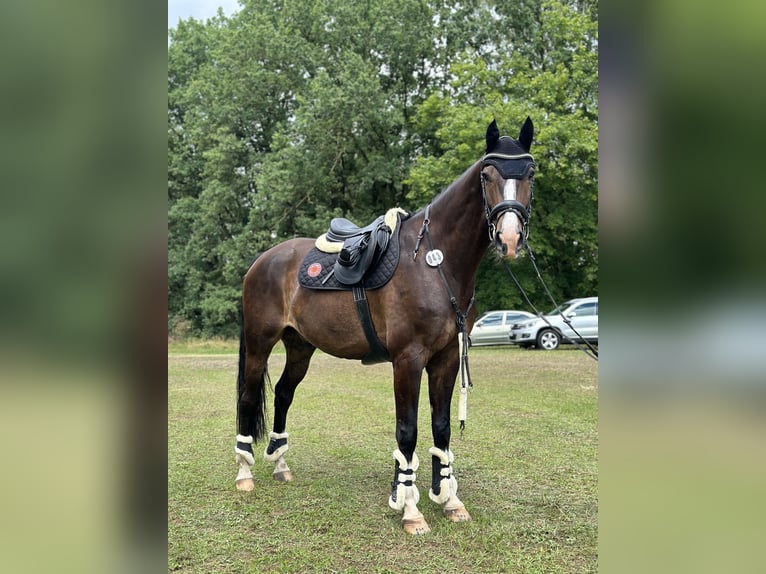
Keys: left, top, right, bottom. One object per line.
{"left": 469, "top": 310, "right": 535, "bottom": 347}
{"left": 509, "top": 297, "right": 598, "bottom": 350}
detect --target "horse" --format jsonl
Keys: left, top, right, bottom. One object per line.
{"left": 234, "top": 118, "right": 536, "bottom": 534}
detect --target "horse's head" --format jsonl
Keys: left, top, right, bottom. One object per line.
{"left": 481, "top": 117, "right": 535, "bottom": 258}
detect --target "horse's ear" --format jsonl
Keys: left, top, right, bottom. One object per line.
{"left": 518, "top": 116, "right": 534, "bottom": 152}
{"left": 486, "top": 119, "right": 500, "bottom": 153}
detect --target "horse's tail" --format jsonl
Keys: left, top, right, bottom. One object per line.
{"left": 236, "top": 318, "right": 269, "bottom": 443}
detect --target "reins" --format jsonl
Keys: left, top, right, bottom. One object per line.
{"left": 500, "top": 246, "right": 599, "bottom": 362}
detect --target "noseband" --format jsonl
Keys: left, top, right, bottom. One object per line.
{"left": 480, "top": 151, "right": 535, "bottom": 247}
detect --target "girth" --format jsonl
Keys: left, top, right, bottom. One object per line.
{"left": 352, "top": 286, "right": 390, "bottom": 364}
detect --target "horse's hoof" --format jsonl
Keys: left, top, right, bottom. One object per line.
{"left": 235, "top": 478, "right": 255, "bottom": 492}
{"left": 273, "top": 470, "right": 293, "bottom": 482}
{"left": 444, "top": 505, "right": 471, "bottom": 522}
{"left": 402, "top": 517, "right": 431, "bottom": 535}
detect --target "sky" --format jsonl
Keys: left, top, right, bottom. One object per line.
{"left": 168, "top": 0, "right": 241, "bottom": 29}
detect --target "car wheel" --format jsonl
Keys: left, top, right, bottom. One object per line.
{"left": 536, "top": 329, "right": 560, "bottom": 350}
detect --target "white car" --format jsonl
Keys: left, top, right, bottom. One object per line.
{"left": 469, "top": 310, "right": 535, "bottom": 347}
{"left": 509, "top": 297, "right": 598, "bottom": 350}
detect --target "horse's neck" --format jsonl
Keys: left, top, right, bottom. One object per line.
{"left": 426, "top": 161, "right": 489, "bottom": 301}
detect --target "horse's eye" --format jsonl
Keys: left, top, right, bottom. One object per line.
{"left": 481, "top": 171, "right": 491, "bottom": 182}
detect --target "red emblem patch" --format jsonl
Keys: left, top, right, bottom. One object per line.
{"left": 307, "top": 262, "right": 323, "bottom": 278}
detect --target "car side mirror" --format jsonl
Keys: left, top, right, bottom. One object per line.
{"left": 566, "top": 312, "right": 576, "bottom": 318}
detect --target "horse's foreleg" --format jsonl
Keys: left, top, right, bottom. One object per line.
{"left": 389, "top": 449, "right": 428, "bottom": 534}
{"left": 428, "top": 446, "right": 471, "bottom": 522}
{"left": 426, "top": 349, "right": 472, "bottom": 523}
{"left": 390, "top": 356, "right": 430, "bottom": 535}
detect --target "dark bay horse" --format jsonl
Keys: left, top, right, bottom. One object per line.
{"left": 234, "top": 118, "right": 535, "bottom": 534}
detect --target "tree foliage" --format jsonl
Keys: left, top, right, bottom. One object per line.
{"left": 168, "top": 0, "right": 598, "bottom": 336}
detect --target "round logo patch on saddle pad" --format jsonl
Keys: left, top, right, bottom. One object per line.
{"left": 307, "top": 262, "right": 323, "bottom": 278}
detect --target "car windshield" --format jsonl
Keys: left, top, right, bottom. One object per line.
{"left": 545, "top": 301, "right": 571, "bottom": 316}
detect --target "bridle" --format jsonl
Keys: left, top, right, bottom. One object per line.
{"left": 480, "top": 151, "right": 535, "bottom": 249}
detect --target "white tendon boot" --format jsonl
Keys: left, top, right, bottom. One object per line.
{"left": 235, "top": 434, "right": 255, "bottom": 491}
{"left": 263, "top": 431, "right": 292, "bottom": 482}
{"left": 428, "top": 446, "right": 471, "bottom": 522}
{"left": 389, "top": 449, "right": 430, "bottom": 534}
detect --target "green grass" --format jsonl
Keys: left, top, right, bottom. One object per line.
{"left": 167, "top": 337, "right": 239, "bottom": 355}
{"left": 168, "top": 338, "right": 285, "bottom": 355}
{"left": 169, "top": 346, "right": 597, "bottom": 573}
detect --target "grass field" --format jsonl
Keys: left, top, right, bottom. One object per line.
{"left": 168, "top": 344, "right": 597, "bottom": 573}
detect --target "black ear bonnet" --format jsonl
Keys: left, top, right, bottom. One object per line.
{"left": 483, "top": 136, "right": 535, "bottom": 179}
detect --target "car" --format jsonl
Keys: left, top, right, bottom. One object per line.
{"left": 469, "top": 310, "right": 536, "bottom": 347}
{"left": 509, "top": 297, "right": 598, "bottom": 350}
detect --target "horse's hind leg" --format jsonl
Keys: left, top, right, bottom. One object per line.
{"left": 235, "top": 331, "right": 277, "bottom": 492}
{"left": 263, "top": 328, "right": 315, "bottom": 482}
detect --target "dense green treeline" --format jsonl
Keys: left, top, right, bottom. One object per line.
{"left": 168, "top": 0, "right": 597, "bottom": 337}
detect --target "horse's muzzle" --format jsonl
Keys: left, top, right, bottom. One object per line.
{"left": 494, "top": 232, "right": 509, "bottom": 256}
{"left": 494, "top": 212, "right": 524, "bottom": 258}
{"left": 489, "top": 200, "right": 528, "bottom": 259}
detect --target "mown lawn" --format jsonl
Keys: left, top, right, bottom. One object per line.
{"left": 168, "top": 345, "right": 597, "bottom": 573}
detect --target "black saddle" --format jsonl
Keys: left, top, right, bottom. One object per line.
{"left": 298, "top": 212, "right": 405, "bottom": 290}
{"left": 327, "top": 215, "right": 386, "bottom": 241}
{"left": 330, "top": 215, "right": 391, "bottom": 285}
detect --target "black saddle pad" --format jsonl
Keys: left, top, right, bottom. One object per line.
{"left": 298, "top": 217, "right": 402, "bottom": 291}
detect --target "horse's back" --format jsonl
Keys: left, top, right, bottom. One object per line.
{"left": 246, "top": 237, "right": 313, "bottom": 284}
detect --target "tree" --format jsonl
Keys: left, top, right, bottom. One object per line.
{"left": 406, "top": 0, "right": 598, "bottom": 313}
{"left": 168, "top": 0, "right": 598, "bottom": 336}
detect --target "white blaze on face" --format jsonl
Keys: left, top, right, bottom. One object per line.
{"left": 497, "top": 178, "right": 521, "bottom": 257}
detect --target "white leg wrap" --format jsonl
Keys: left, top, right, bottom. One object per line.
{"left": 388, "top": 449, "right": 420, "bottom": 512}
{"left": 235, "top": 434, "right": 255, "bottom": 466}
{"left": 263, "top": 431, "right": 289, "bottom": 463}
{"left": 428, "top": 447, "right": 459, "bottom": 505}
